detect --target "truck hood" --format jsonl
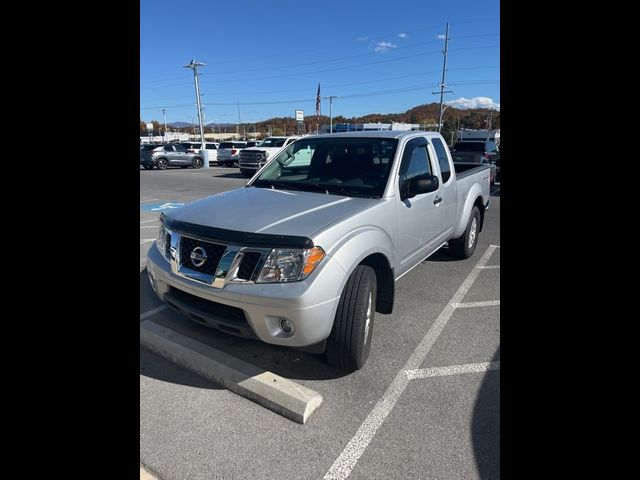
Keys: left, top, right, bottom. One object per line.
{"left": 166, "top": 186, "right": 380, "bottom": 238}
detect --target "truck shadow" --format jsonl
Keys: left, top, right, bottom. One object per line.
{"left": 139, "top": 270, "right": 350, "bottom": 384}
{"left": 212, "top": 171, "right": 244, "bottom": 179}
{"left": 424, "top": 247, "right": 460, "bottom": 263}
{"left": 472, "top": 346, "right": 500, "bottom": 479}
{"left": 140, "top": 347, "right": 225, "bottom": 390}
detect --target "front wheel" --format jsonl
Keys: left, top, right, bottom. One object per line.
{"left": 156, "top": 158, "right": 168, "bottom": 170}
{"left": 192, "top": 157, "right": 203, "bottom": 168}
{"left": 325, "top": 265, "right": 377, "bottom": 371}
{"left": 448, "top": 206, "right": 480, "bottom": 259}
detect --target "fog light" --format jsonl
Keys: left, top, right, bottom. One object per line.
{"left": 280, "top": 319, "right": 294, "bottom": 335}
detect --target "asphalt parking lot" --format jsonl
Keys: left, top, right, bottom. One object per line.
{"left": 140, "top": 166, "right": 501, "bottom": 480}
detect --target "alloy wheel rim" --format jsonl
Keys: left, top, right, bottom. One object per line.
{"left": 468, "top": 217, "right": 477, "bottom": 249}
{"left": 364, "top": 292, "right": 372, "bottom": 344}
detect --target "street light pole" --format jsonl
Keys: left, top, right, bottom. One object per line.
{"left": 323, "top": 95, "right": 338, "bottom": 133}
{"left": 184, "top": 59, "right": 207, "bottom": 167}
{"left": 162, "top": 108, "right": 168, "bottom": 143}
{"left": 439, "top": 104, "right": 450, "bottom": 132}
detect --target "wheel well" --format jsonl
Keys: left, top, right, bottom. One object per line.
{"left": 474, "top": 196, "right": 486, "bottom": 231}
{"left": 360, "top": 253, "right": 394, "bottom": 314}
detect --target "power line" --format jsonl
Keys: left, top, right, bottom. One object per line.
{"left": 140, "top": 79, "right": 499, "bottom": 110}
{"left": 140, "top": 34, "right": 498, "bottom": 86}
{"left": 141, "top": 44, "right": 499, "bottom": 91}
{"left": 141, "top": 66, "right": 500, "bottom": 102}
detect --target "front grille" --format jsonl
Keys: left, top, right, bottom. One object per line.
{"left": 240, "top": 150, "right": 266, "bottom": 164}
{"left": 179, "top": 236, "right": 226, "bottom": 275}
{"left": 237, "top": 251, "right": 262, "bottom": 280}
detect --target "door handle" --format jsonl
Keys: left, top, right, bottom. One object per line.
{"left": 433, "top": 196, "right": 443, "bottom": 205}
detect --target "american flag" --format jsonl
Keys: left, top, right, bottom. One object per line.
{"left": 316, "top": 83, "right": 321, "bottom": 118}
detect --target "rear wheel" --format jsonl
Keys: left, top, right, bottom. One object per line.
{"left": 325, "top": 265, "right": 377, "bottom": 371}
{"left": 448, "top": 206, "right": 480, "bottom": 259}
{"left": 192, "top": 157, "right": 203, "bottom": 168}
{"left": 143, "top": 164, "right": 153, "bottom": 170}
{"left": 156, "top": 158, "right": 168, "bottom": 170}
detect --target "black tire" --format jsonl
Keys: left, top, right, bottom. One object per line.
{"left": 156, "top": 158, "right": 168, "bottom": 170}
{"left": 143, "top": 165, "right": 153, "bottom": 170}
{"left": 192, "top": 157, "right": 203, "bottom": 168}
{"left": 448, "top": 206, "right": 480, "bottom": 259}
{"left": 325, "top": 265, "right": 377, "bottom": 371}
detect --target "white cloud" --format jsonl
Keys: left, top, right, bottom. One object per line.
{"left": 437, "top": 34, "right": 446, "bottom": 40}
{"left": 374, "top": 41, "right": 397, "bottom": 53}
{"left": 398, "top": 33, "right": 408, "bottom": 38}
{"left": 355, "top": 36, "right": 368, "bottom": 42}
{"left": 447, "top": 97, "right": 500, "bottom": 110}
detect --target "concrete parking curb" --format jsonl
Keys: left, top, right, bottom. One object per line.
{"left": 140, "top": 320, "right": 323, "bottom": 424}
{"left": 140, "top": 465, "right": 157, "bottom": 479}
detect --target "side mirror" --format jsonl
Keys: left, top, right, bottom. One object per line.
{"left": 400, "top": 174, "right": 439, "bottom": 200}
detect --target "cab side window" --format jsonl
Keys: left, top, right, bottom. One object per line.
{"left": 431, "top": 137, "right": 452, "bottom": 183}
{"left": 400, "top": 144, "right": 431, "bottom": 178}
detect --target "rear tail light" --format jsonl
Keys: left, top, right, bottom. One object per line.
{"left": 232, "top": 149, "right": 238, "bottom": 155}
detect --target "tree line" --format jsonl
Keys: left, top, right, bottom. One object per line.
{"left": 140, "top": 102, "right": 499, "bottom": 141}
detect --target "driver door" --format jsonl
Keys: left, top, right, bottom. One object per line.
{"left": 395, "top": 138, "right": 447, "bottom": 274}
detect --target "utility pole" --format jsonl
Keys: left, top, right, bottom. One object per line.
{"left": 237, "top": 100, "right": 241, "bottom": 138}
{"left": 486, "top": 108, "right": 493, "bottom": 139}
{"left": 162, "top": 109, "right": 168, "bottom": 143}
{"left": 184, "top": 59, "right": 207, "bottom": 165}
{"left": 433, "top": 23, "right": 452, "bottom": 133}
{"left": 323, "top": 95, "right": 338, "bottom": 133}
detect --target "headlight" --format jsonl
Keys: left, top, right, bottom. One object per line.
{"left": 264, "top": 152, "right": 270, "bottom": 160}
{"left": 256, "top": 246, "right": 325, "bottom": 283}
{"left": 156, "top": 223, "right": 167, "bottom": 256}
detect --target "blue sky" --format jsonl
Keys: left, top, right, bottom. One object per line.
{"left": 140, "top": 0, "right": 499, "bottom": 125}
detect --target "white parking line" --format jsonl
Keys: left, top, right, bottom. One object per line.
{"left": 140, "top": 239, "right": 155, "bottom": 244}
{"left": 323, "top": 245, "right": 498, "bottom": 480}
{"left": 140, "top": 305, "right": 168, "bottom": 321}
{"left": 140, "top": 198, "right": 159, "bottom": 203}
{"left": 140, "top": 225, "right": 158, "bottom": 229}
{"left": 405, "top": 361, "right": 500, "bottom": 380}
{"left": 140, "top": 218, "right": 159, "bottom": 224}
{"left": 452, "top": 300, "right": 500, "bottom": 308}
{"left": 478, "top": 265, "right": 500, "bottom": 270}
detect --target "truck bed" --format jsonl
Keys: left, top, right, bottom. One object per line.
{"left": 453, "top": 162, "right": 491, "bottom": 180}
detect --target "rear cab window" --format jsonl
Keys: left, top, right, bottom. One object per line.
{"left": 430, "top": 137, "right": 452, "bottom": 183}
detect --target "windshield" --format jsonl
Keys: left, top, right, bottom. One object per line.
{"left": 250, "top": 137, "right": 398, "bottom": 198}
{"left": 259, "top": 138, "right": 287, "bottom": 148}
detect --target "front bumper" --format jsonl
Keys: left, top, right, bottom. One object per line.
{"left": 146, "top": 242, "right": 344, "bottom": 347}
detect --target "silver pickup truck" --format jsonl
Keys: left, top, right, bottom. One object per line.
{"left": 147, "top": 131, "right": 490, "bottom": 370}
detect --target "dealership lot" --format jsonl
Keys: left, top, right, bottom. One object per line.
{"left": 140, "top": 167, "right": 500, "bottom": 480}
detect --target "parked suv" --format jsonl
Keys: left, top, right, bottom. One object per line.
{"left": 140, "top": 144, "right": 160, "bottom": 167}
{"left": 140, "top": 144, "right": 205, "bottom": 170}
{"left": 217, "top": 141, "right": 248, "bottom": 167}
{"left": 181, "top": 142, "right": 220, "bottom": 166}
{"left": 452, "top": 140, "right": 499, "bottom": 182}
